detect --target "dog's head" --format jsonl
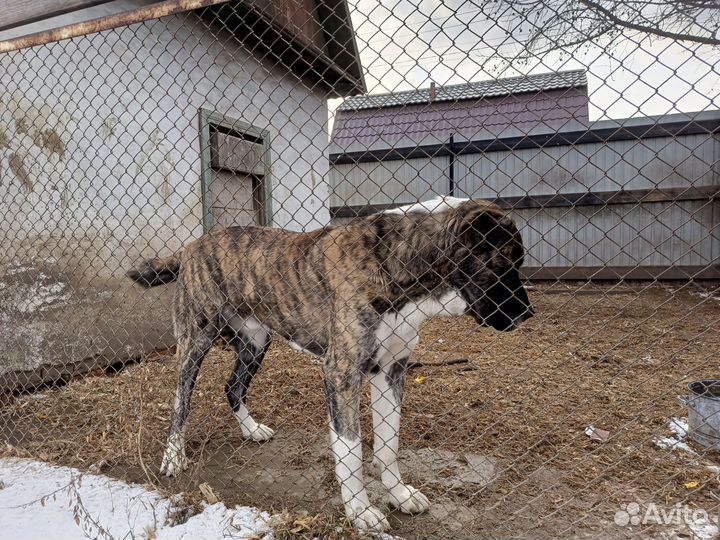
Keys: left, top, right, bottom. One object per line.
{"left": 448, "top": 202, "right": 534, "bottom": 332}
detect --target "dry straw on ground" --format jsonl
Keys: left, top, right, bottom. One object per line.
{"left": 1, "top": 284, "right": 719, "bottom": 538}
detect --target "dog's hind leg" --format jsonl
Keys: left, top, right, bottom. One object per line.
{"left": 160, "top": 325, "right": 215, "bottom": 477}
{"left": 225, "top": 317, "right": 274, "bottom": 442}
{"left": 371, "top": 356, "right": 430, "bottom": 514}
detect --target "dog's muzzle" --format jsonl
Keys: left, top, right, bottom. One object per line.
{"left": 509, "top": 304, "right": 535, "bottom": 330}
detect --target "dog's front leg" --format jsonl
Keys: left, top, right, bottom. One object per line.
{"left": 371, "top": 357, "right": 430, "bottom": 514}
{"left": 324, "top": 357, "right": 389, "bottom": 532}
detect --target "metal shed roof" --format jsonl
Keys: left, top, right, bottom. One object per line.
{"left": 331, "top": 71, "right": 590, "bottom": 152}
{"left": 338, "top": 69, "right": 587, "bottom": 111}
{"left": 0, "top": 0, "right": 366, "bottom": 95}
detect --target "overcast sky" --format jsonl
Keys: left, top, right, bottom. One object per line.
{"left": 330, "top": 0, "right": 720, "bottom": 122}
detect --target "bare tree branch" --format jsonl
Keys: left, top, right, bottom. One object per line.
{"left": 492, "top": 0, "right": 720, "bottom": 56}
{"left": 577, "top": 0, "right": 720, "bottom": 45}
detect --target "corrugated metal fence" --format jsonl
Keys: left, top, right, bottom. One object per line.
{"left": 330, "top": 111, "right": 720, "bottom": 279}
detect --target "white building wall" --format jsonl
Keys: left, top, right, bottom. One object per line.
{"left": 0, "top": 3, "right": 331, "bottom": 281}
{"left": 0, "top": 4, "right": 333, "bottom": 381}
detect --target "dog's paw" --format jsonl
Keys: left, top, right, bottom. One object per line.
{"left": 160, "top": 437, "right": 187, "bottom": 477}
{"left": 386, "top": 484, "right": 430, "bottom": 514}
{"left": 242, "top": 423, "right": 275, "bottom": 442}
{"left": 348, "top": 505, "right": 390, "bottom": 532}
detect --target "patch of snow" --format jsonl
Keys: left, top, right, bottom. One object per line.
{"left": 654, "top": 417, "right": 696, "bottom": 455}
{"left": 383, "top": 196, "right": 469, "bottom": 215}
{"left": 686, "top": 514, "right": 720, "bottom": 540}
{"left": 669, "top": 418, "right": 689, "bottom": 438}
{"left": 0, "top": 458, "right": 272, "bottom": 540}
{"left": 156, "top": 502, "right": 271, "bottom": 540}
{"left": 20, "top": 393, "right": 47, "bottom": 401}
{"left": 691, "top": 291, "right": 720, "bottom": 302}
{"left": 654, "top": 437, "right": 696, "bottom": 454}
{"left": 16, "top": 282, "right": 71, "bottom": 314}
{"left": 0, "top": 263, "right": 76, "bottom": 314}
{"left": 5, "top": 265, "right": 33, "bottom": 276}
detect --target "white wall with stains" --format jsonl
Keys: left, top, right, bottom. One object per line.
{"left": 0, "top": 2, "right": 331, "bottom": 280}
{"left": 0, "top": 3, "right": 332, "bottom": 381}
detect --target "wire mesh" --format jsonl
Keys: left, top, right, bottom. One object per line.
{"left": 0, "top": 1, "right": 719, "bottom": 538}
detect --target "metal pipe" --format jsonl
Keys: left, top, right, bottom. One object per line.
{"left": 0, "top": 1, "right": 115, "bottom": 33}
{"left": 0, "top": 0, "right": 231, "bottom": 54}
{"left": 448, "top": 134, "right": 455, "bottom": 197}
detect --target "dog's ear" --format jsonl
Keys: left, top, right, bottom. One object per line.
{"left": 450, "top": 207, "right": 515, "bottom": 254}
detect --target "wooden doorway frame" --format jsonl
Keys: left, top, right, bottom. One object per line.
{"left": 198, "top": 108, "right": 273, "bottom": 232}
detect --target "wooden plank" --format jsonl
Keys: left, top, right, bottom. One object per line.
{"left": 315, "top": 0, "right": 364, "bottom": 83}
{"left": 329, "top": 186, "right": 719, "bottom": 218}
{"left": 243, "top": 0, "right": 325, "bottom": 51}
{"left": 0, "top": 0, "right": 114, "bottom": 32}
{"left": 522, "top": 265, "right": 720, "bottom": 281}
{"left": 210, "top": 131, "right": 265, "bottom": 175}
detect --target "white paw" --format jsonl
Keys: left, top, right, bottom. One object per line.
{"left": 348, "top": 505, "right": 390, "bottom": 532}
{"left": 386, "top": 484, "right": 430, "bottom": 514}
{"left": 160, "top": 443, "right": 187, "bottom": 477}
{"left": 242, "top": 423, "right": 275, "bottom": 442}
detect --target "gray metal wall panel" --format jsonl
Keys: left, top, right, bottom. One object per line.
{"left": 330, "top": 157, "right": 450, "bottom": 208}
{"left": 455, "top": 134, "right": 716, "bottom": 198}
{"left": 714, "top": 135, "right": 720, "bottom": 265}
{"left": 512, "top": 201, "right": 716, "bottom": 267}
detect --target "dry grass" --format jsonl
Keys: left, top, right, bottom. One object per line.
{"left": 1, "top": 283, "right": 719, "bottom": 538}
{"left": 270, "top": 511, "right": 362, "bottom": 540}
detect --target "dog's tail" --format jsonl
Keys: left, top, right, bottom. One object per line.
{"left": 127, "top": 253, "right": 181, "bottom": 288}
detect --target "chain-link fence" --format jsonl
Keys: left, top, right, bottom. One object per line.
{"left": 0, "top": 0, "right": 719, "bottom": 538}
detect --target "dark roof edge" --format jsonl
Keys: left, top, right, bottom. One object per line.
{"left": 207, "top": 2, "right": 364, "bottom": 96}
{"left": 316, "top": 0, "right": 366, "bottom": 94}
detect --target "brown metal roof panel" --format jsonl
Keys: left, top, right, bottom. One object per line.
{"left": 332, "top": 87, "right": 590, "bottom": 151}
{"left": 338, "top": 69, "right": 587, "bottom": 111}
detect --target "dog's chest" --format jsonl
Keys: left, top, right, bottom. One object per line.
{"left": 374, "top": 290, "right": 467, "bottom": 364}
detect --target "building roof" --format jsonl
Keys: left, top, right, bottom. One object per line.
{"left": 331, "top": 70, "right": 590, "bottom": 152}
{"left": 338, "top": 70, "right": 586, "bottom": 112}
{"left": 207, "top": 0, "right": 365, "bottom": 95}
{"left": 0, "top": 0, "right": 365, "bottom": 96}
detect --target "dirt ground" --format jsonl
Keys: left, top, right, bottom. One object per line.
{"left": 2, "top": 283, "right": 720, "bottom": 539}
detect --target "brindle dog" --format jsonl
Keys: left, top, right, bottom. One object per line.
{"left": 128, "top": 196, "right": 534, "bottom": 532}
